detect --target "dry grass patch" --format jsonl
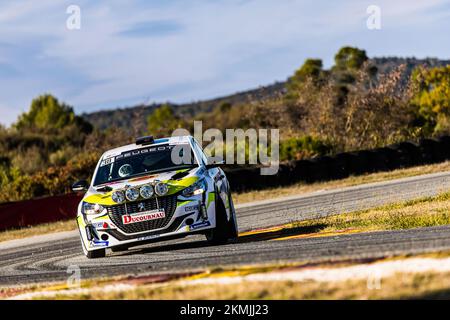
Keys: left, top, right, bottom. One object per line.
{"left": 0, "top": 220, "right": 76, "bottom": 243}
{"left": 43, "top": 271, "right": 450, "bottom": 300}
{"left": 234, "top": 161, "right": 450, "bottom": 204}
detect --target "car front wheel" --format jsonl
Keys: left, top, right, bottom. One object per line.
{"left": 206, "top": 192, "right": 238, "bottom": 244}
{"left": 111, "top": 245, "right": 128, "bottom": 253}
{"left": 78, "top": 225, "right": 107, "bottom": 259}
{"left": 85, "top": 248, "right": 106, "bottom": 259}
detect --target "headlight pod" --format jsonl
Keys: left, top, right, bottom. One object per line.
{"left": 140, "top": 185, "right": 154, "bottom": 199}
{"left": 125, "top": 188, "right": 140, "bottom": 201}
{"left": 111, "top": 183, "right": 168, "bottom": 203}
{"left": 82, "top": 202, "right": 105, "bottom": 215}
{"left": 155, "top": 182, "right": 169, "bottom": 196}
{"left": 112, "top": 190, "right": 125, "bottom": 203}
{"left": 182, "top": 178, "right": 207, "bottom": 197}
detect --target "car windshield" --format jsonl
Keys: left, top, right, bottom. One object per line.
{"left": 93, "top": 144, "right": 198, "bottom": 186}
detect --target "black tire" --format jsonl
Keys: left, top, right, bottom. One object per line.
{"left": 111, "top": 245, "right": 128, "bottom": 253}
{"left": 78, "top": 221, "right": 107, "bottom": 259}
{"left": 227, "top": 192, "right": 239, "bottom": 240}
{"left": 206, "top": 192, "right": 238, "bottom": 244}
{"left": 85, "top": 248, "right": 106, "bottom": 259}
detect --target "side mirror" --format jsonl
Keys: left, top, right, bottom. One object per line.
{"left": 205, "top": 159, "right": 225, "bottom": 170}
{"left": 72, "top": 180, "right": 89, "bottom": 192}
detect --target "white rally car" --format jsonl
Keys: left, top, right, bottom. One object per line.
{"left": 72, "top": 135, "right": 238, "bottom": 258}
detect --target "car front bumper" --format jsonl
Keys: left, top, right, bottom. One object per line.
{"left": 77, "top": 192, "right": 216, "bottom": 251}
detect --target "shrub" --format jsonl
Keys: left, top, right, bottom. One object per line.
{"left": 279, "top": 136, "right": 331, "bottom": 161}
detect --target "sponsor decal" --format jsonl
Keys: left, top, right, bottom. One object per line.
{"left": 91, "top": 240, "right": 109, "bottom": 247}
{"left": 91, "top": 222, "right": 104, "bottom": 228}
{"left": 137, "top": 234, "right": 161, "bottom": 241}
{"left": 184, "top": 205, "right": 199, "bottom": 212}
{"left": 115, "top": 145, "right": 175, "bottom": 161}
{"left": 99, "top": 157, "right": 114, "bottom": 167}
{"left": 122, "top": 209, "right": 165, "bottom": 225}
{"left": 189, "top": 221, "right": 211, "bottom": 230}
{"left": 91, "top": 221, "right": 115, "bottom": 229}
{"left": 170, "top": 141, "right": 189, "bottom": 145}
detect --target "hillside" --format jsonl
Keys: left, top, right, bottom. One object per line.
{"left": 83, "top": 57, "right": 450, "bottom": 132}
{"left": 82, "top": 82, "right": 285, "bottom": 132}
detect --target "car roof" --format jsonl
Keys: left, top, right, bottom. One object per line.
{"left": 101, "top": 135, "right": 192, "bottom": 159}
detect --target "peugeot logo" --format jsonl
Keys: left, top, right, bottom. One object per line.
{"left": 137, "top": 202, "right": 146, "bottom": 212}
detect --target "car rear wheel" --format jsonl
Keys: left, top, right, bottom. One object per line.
{"left": 206, "top": 192, "right": 238, "bottom": 244}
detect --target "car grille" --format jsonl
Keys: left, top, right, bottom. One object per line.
{"left": 106, "top": 194, "right": 178, "bottom": 234}
{"left": 104, "top": 214, "right": 192, "bottom": 241}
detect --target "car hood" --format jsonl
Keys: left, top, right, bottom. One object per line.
{"left": 83, "top": 167, "right": 203, "bottom": 205}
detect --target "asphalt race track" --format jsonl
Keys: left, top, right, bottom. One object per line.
{"left": 2, "top": 171, "right": 450, "bottom": 286}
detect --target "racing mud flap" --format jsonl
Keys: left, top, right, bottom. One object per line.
{"left": 200, "top": 203, "right": 208, "bottom": 220}
{"left": 85, "top": 225, "right": 98, "bottom": 241}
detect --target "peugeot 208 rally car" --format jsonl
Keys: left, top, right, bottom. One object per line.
{"left": 72, "top": 135, "right": 238, "bottom": 258}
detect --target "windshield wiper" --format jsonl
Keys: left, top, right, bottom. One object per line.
{"left": 95, "top": 185, "right": 113, "bottom": 192}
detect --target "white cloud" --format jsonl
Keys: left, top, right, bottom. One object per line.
{"left": 0, "top": 0, "right": 449, "bottom": 125}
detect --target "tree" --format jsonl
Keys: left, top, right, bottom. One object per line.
{"left": 332, "top": 46, "right": 370, "bottom": 86}
{"left": 333, "top": 46, "right": 368, "bottom": 71}
{"left": 14, "top": 94, "right": 92, "bottom": 134}
{"left": 329, "top": 47, "right": 373, "bottom": 109}
{"left": 285, "top": 59, "right": 327, "bottom": 104}
{"left": 411, "top": 65, "right": 450, "bottom": 135}
{"left": 290, "top": 59, "right": 324, "bottom": 84}
{"left": 147, "top": 104, "right": 185, "bottom": 137}
{"left": 302, "top": 65, "right": 414, "bottom": 151}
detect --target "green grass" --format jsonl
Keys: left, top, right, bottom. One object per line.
{"left": 294, "top": 191, "right": 450, "bottom": 234}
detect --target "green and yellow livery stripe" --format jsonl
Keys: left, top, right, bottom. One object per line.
{"left": 83, "top": 176, "right": 199, "bottom": 205}
{"left": 206, "top": 192, "right": 215, "bottom": 209}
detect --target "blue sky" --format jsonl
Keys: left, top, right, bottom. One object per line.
{"left": 0, "top": 0, "right": 449, "bottom": 126}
